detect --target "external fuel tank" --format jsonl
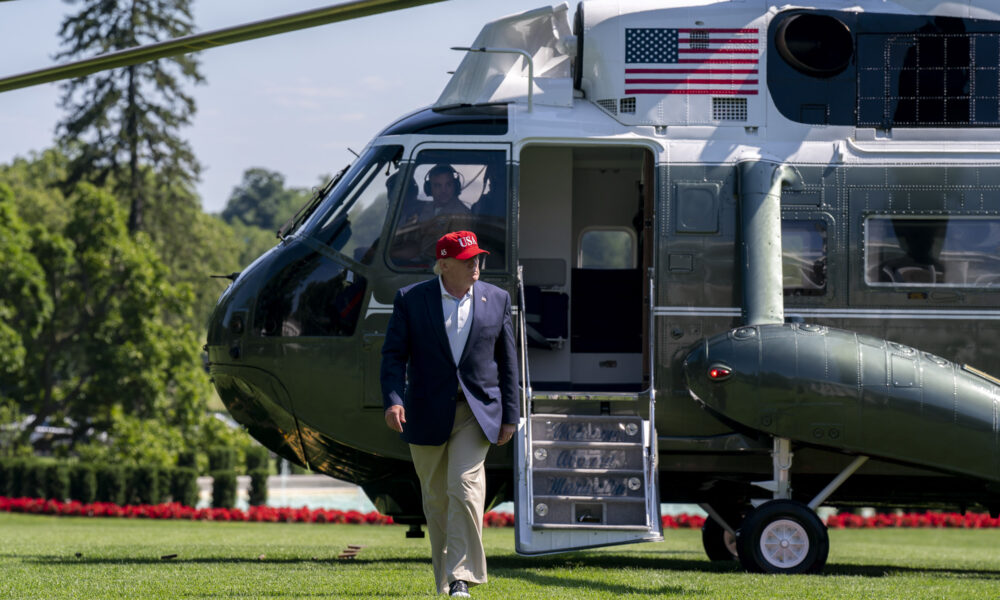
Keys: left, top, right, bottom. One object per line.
{"left": 684, "top": 323, "right": 1000, "bottom": 483}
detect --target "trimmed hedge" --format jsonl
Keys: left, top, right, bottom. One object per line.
{"left": 156, "top": 468, "right": 172, "bottom": 503}
{"left": 208, "top": 447, "right": 235, "bottom": 472}
{"left": 95, "top": 464, "right": 126, "bottom": 505}
{"left": 0, "top": 459, "right": 12, "bottom": 497}
{"left": 69, "top": 463, "right": 97, "bottom": 504}
{"left": 211, "top": 470, "right": 236, "bottom": 508}
{"left": 171, "top": 467, "right": 198, "bottom": 508}
{"left": 42, "top": 463, "right": 69, "bottom": 501}
{"left": 126, "top": 465, "right": 161, "bottom": 505}
{"left": 176, "top": 451, "right": 197, "bottom": 470}
{"left": 245, "top": 446, "right": 269, "bottom": 473}
{"left": 20, "top": 461, "right": 45, "bottom": 499}
{"left": 248, "top": 469, "right": 268, "bottom": 506}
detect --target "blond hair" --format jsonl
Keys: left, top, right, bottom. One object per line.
{"left": 433, "top": 259, "right": 444, "bottom": 275}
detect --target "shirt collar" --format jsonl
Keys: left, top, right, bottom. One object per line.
{"left": 439, "top": 276, "right": 473, "bottom": 301}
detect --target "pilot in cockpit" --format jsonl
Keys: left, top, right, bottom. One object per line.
{"left": 399, "top": 164, "right": 471, "bottom": 224}
{"left": 391, "top": 164, "right": 477, "bottom": 265}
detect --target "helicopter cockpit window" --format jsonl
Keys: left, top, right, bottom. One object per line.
{"left": 866, "top": 217, "right": 1000, "bottom": 287}
{"left": 254, "top": 247, "right": 368, "bottom": 338}
{"left": 388, "top": 149, "right": 507, "bottom": 270}
{"left": 303, "top": 145, "right": 403, "bottom": 265}
{"left": 782, "top": 221, "right": 827, "bottom": 296}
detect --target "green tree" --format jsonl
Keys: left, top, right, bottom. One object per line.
{"left": 227, "top": 220, "right": 281, "bottom": 271}
{"left": 56, "top": 0, "right": 203, "bottom": 234}
{"left": 0, "top": 184, "right": 51, "bottom": 387}
{"left": 221, "top": 168, "right": 308, "bottom": 231}
{"left": 144, "top": 176, "right": 244, "bottom": 328}
{"left": 0, "top": 150, "right": 70, "bottom": 233}
{"left": 8, "top": 183, "right": 209, "bottom": 442}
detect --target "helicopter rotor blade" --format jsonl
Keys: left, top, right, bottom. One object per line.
{"left": 0, "top": 0, "right": 447, "bottom": 93}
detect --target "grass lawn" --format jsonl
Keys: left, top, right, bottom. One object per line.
{"left": 1, "top": 513, "right": 999, "bottom": 599}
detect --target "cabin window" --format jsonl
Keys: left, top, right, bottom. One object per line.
{"left": 865, "top": 217, "right": 1000, "bottom": 287}
{"left": 388, "top": 149, "right": 507, "bottom": 270}
{"left": 306, "top": 144, "right": 404, "bottom": 265}
{"left": 578, "top": 228, "right": 636, "bottom": 269}
{"left": 782, "top": 220, "right": 827, "bottom": 296}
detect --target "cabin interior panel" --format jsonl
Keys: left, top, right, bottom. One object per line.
{"left": 518, "top": 145, "right": 650, "bottom": 391}
{"left": 518, "top": 146, "right": 573, "bottom": 387}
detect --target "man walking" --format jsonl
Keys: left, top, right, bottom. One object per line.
{"left": 381, "top": 230, "right": 519, "bottom": 597}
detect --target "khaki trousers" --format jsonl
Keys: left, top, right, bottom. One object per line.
{"left": 409, "top": 401, "right": 491, "bottom": 594}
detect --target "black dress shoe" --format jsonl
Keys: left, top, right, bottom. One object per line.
{"left": 448, "top": 580, "right": 470, "bottom": 597}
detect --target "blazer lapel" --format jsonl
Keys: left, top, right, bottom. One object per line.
{"left": 423, "top": 279, "right": 453, "bottom": 362}
{"left": 458, "top": 281, "right": 485, "bottom": 366}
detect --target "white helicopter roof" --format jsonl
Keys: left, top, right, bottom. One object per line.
{"left": 435, "top": 0, "right": 1000, "bottom": 127}
{"left": 435, "top": 3, "right": 576, "bottom": 108}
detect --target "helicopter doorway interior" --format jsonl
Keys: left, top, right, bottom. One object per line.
{"left": 518, "top": 145, "right": 653, "bottom": 392}
{"left": 514, "top": 144, "right": 661, "bottom": 555}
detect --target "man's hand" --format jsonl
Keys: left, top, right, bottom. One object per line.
{"left": 497, "top": 423, "right": 515, "bottom": 446}
{"left": 385, "top": 405, "right": 406, "bottom": 433}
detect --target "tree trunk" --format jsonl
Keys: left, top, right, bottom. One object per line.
{"left": 125, "top": 3, "right": 143, "bottom": 235}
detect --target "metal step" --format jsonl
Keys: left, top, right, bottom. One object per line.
{"left": 531, "top": 444, "right": 645, "bottom": 470}
{"left": 527, "top": 414, "right": 651, "bottom": 529}
{"left": 531, "top": 414, "right": 645, "bottom": 444}
{"left": 531, "top": 391, "right": 642, "bottom": 402}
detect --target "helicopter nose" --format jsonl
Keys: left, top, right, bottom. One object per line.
{"left": 207, "top": 243, "right": 310, "bottom": 467}
{"left": 206, "top": 238, "right": 385, "bottom": 476}
{"left": 211, "top": 366, "right": 309, "bottom": 466}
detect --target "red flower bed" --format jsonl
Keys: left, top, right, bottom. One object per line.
{"left": 6, "top": 497, "right": 993, "bottom": 530}
{"left": 0, "top": 496, "right": 395, "bottom": 525}
{"left": 825, "top": 510, "right": 1000, "bottom": 529}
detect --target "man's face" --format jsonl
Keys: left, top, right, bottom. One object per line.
{"left": 440, "top": 256, "right": 480, "bottom": 292}
{"left": 429, "top": 173, "right": 458, "bottom": 204}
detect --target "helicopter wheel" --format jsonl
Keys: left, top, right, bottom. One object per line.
{"left": 736, "top": 500, "right": 829, "bottom": 574}
{"left": 701, "top": 507, "right": 743, "bottom": 561}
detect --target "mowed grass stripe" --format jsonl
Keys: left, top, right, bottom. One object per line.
{"left": 0, "top": 513, "right": 999, "bottom": 598}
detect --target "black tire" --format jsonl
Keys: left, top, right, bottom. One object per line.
{"left": 701, "top": 512, "right": 740, "bottom": 561}
{"left": 736, "top": 500, "right": 829, "bottom": 574}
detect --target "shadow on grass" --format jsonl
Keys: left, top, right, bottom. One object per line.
{"left": 13, "top": 550, "right": 1000, "bottom": 583}
{"left": 7, "top": 553, "right": 431, "bottom": 566}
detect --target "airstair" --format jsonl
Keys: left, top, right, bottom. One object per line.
{"left": 513, "top": 268, "right": 662, "bottom": 554}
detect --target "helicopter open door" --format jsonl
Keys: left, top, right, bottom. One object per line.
{"left": 513, "top": 145, "right": 662, "bottom": 554}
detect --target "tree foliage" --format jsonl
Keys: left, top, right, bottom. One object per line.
{"left": 56, "top": 0, "right": 203, "bottom": 234}
{"left": 0, "top": 177, "right": 209, "bottom": 445}
{"left": 143, "top": 175, "right": 244, "bottom": 328}
{"left": 221, "top": 168, "right": 308, "bottom": 231}
{"left": 0, "top": 184, "right": 50, "bottom": 382}
{"left": 0, "top": 150, "right": 285, "bottom": 463}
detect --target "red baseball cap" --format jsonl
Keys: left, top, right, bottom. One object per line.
{"left": 436, "top": 231, "right": 490, "bottom": 260}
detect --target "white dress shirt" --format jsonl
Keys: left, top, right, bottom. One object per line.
{"left": 439, "top": 277, "right": 474, "bottom": 366}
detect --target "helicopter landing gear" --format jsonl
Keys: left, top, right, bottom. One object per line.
{"left": 736, "top": 499, "right": 828, "bottom": 573}
{"left": 405, "top": 523, "right": 425, "bottom": 538}
{"left": 731, "top": 438, "right": 869, "bottom": 573}
{"left": 698, "top": 504, "right": 744, "bottom": 561}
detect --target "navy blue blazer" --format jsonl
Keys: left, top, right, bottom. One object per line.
{"left": 380, "top": 277, "right": 520, "bottom": 445}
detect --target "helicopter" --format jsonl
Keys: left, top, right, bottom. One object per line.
{"left": 5, "top": 0, "right": 1000, "bottom": 576}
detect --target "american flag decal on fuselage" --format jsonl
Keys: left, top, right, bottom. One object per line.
{"left": 624, "top": 28, "right": 759, "bottom": 95}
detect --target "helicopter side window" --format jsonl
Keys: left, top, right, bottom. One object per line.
{"left": 578, "top": 228, "right": 636, "bottom": 269}
{"left": 303, "top": 145, "right": 403, "bottom": 265}
{"left": 866, "top": 217, "right": 1000, "bottom": 287}
{"left": 782, "top": 221, "right": 827, "bottom": 296}
{"left": 388, "top": 149, "right": 507, "bottom": 270}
